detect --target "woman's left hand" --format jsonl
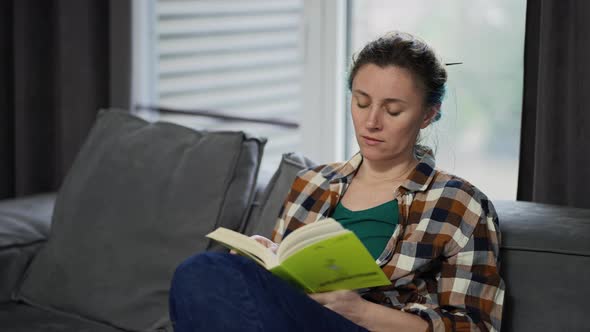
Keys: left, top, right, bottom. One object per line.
{"left": 309, "top": 290, "right": 368, "bottom": 325}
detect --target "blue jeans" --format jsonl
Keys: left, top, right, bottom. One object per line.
{"left": 169, "top": 252, "right": 370, "bottom": 332}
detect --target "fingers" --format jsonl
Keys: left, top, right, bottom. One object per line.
{"left": 309, "top": 291, "right": 338, "bottom": 304}
{"left": 309, "top": 290, "right": 354, "bottom": 305}
{"left": 250, "top": 235, "right": 277, "bottom": 251}
{"left": 251, "top": 235, "right": 272, "bottom": 245}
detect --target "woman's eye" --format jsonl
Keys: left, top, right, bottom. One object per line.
{"left": 357, "top": 103, "right": 370, "bottom": 109}
{"left": 387, "top": 111, "right": 401, "bottom": 116}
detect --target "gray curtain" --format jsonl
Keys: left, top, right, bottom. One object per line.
{"left": 0, "top": 0, "right": 131, "bottom": 199}
{"left": 517, "top": 0, "right": 590, "bottom": 209}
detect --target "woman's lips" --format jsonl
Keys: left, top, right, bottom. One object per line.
{"left": 361, "top": 136, "right": 383, "bottom": 146}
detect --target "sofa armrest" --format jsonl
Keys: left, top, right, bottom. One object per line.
{"left": 0, "top": 242, "right": 46, "bottom": 302}
{"left": 0, "top": 193, "right": 55, "bottom": 303}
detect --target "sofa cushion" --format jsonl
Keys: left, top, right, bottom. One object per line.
{"left": 0, "top": 193, "right": 55, "bottom": 247}
{"left": 244, "top": 152, "right": 316, "bottom": 238}
{"left": 16, "top": 109, "right": 265, "bottom": 332}
{"left": 0, "top": 302, "right": 123, "bottom": 332}
{"left": 0, "top": 193, "right": 56, "bottom": 303}
{"left": 495, "top": 200, "right": 590, "bottom": 332}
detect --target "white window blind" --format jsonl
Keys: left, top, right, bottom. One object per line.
{"left": 153, "top": 0, "right": 304, "bottom": 173}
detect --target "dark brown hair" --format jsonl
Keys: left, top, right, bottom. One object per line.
{"left": 348, "top": 31, "right": 447, "bottom": 121}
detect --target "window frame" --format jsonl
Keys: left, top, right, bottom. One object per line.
{"left": 300, "top": 0, "right": 348, "bottom": 164}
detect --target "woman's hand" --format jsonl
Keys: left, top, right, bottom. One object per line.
{"left": 309, "top": 290, "right": 369, "bottom": 326}
{"left": 230, "top": 235, "right": 278, "bottom": 255}
{"left": 250, "top": 235, "right": 279, "bottom": 254}
{"left": 311, "top": 290, "right": 429, "bottom": 332}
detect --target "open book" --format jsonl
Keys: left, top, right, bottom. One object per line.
{"left": 206, "top": 218, "right": 391, "bottom": 293}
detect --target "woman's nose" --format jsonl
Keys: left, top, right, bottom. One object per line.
{"left": 365, "top": 108, "right": 382, "bottom": 130}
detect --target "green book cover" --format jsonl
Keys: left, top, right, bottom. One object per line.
{"left": 206, "top": 218, "right": 392, "bottom": 293}
{"left": 270, "top": 231, "right": 391, "bottom": 293}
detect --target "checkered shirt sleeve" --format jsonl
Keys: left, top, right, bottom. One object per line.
{"left": 398, "top": 194, "right": 505, "bottom": 332}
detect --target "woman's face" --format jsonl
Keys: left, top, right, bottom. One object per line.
{"left": 351, "top": 64, "right": 435, "bottom": 163}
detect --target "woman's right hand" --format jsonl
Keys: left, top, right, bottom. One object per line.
{"left": 230, "top": 235, "right": 278, "bottom": 255}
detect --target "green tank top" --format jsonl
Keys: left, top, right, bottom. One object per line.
{"left": 331, "top": 199, "right": 399, "bottom": 260}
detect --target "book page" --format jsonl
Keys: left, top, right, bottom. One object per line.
{"left": 277, "top": 218, "right": 344, "bottom": 262}
{"left": 206, "top": 228, "right": 278, "bottom": 267}
{"left": 279, "top": 229, "right": 350, "bottom": 262}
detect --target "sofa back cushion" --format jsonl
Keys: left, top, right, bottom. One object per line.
{"left": 17, "top": 109, "right": 265, "bottom": 332}
{"left": 244, "top": 152, "right": 316, "bottom": 238}
{"left": 495, "top": 200, "right": 590, "bottom": 332}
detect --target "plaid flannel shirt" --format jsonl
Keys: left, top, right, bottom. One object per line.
{"left": 271, "top": 148, "right": 505, "bottom": 332}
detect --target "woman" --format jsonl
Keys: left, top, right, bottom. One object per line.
{"left": 169, "top": 31, "right": 504, "bottom": 332}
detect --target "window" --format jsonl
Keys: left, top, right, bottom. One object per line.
{"left": 134, "top": 0, "right": 305, "bottom": 175}
{"left": 347, "top": 0, "right": 527, "bottom": 200}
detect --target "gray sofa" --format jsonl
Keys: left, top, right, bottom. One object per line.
{"left": 1, "top": 110, "right": 589, "bottom": 332}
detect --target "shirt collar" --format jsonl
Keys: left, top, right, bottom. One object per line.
{"left": 328, "top": 145, "right": 437, "bottom": 193}
{"left": 401, "top": 145, "right": 437, "bottom": 192}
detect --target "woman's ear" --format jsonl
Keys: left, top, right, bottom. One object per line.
{"left": 420, "top": 105, "right": 440, "bottom": 129}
